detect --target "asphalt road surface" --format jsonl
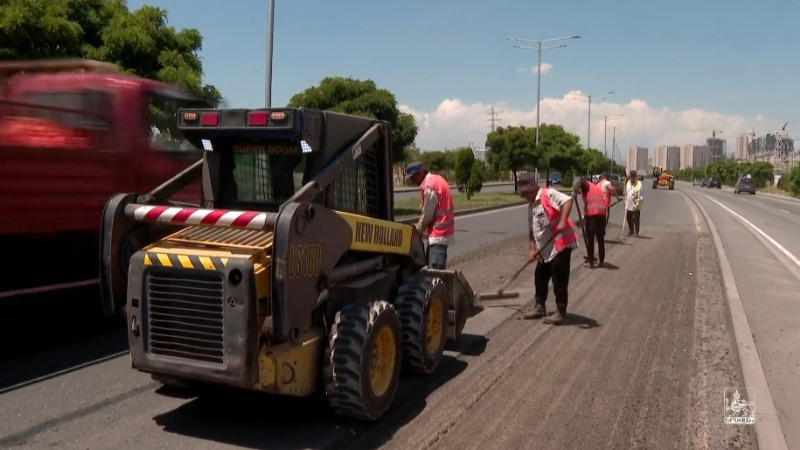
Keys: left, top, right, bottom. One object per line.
{"left": 679, "top": 181, "right": 800, "bottom": 449}
{"left": 0, "top": 186, "right": 766, "bottom": 449}
{"left": 393, "top": 182, "right": 514, "bottom": 201}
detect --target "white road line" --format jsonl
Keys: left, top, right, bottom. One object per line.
{"left": 686, "top": 192, "right": 789, "bottom": 450}
{"left": 780, "top": 208, "right": 790, "bottom": 214}
{"left": 704, "top": 195, "right": 800, "bottom": 270}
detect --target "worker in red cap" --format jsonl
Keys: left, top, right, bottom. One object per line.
{"left": 517, "top": 172, "right": 578, "bottom": 325}
{"left": 573, "top": 178, "right": 609, "bottom": 268}
{"left": 405, "top": 161, "right": 454, "bottom": 269}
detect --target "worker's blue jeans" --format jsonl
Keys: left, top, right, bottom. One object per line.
{"left": 428, "top": 244, "right": 448, "bottom": 269}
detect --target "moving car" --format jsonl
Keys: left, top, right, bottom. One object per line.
{"left": 693, "top": 177, "right": 703, "bottom": 186}
{"left": 707, "top": 177, "right": 721, "bottom": 189}
{"left": 734, "top": 176, "right": 756, "bottom": 195}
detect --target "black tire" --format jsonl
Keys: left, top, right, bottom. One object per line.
{"left": 395, "top": 274, "right": 448, "bottom": 376}
{"left": 323, "top": 300, "right": 402, "bottom": 421}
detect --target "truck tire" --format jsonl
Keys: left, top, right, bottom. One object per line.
{"left": 394, "top": 274, "right": 448, "bottom": 376}
{"left": 323, "top": 299, "right": 402, "bottom": 421}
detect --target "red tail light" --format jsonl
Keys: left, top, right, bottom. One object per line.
{"left": 247, "top": 111, "right": 268, "bottom": 126}
{"left": 200, "top": 112, "right": 219, "bottom": 127}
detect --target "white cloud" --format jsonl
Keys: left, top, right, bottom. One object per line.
{"left": 517, "top": 62, "right": 552, "bottom": 75}
{"left": 400, "top": 91, "right": 774, "bottom": 161}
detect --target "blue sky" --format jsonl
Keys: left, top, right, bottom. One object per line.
{"left": 129, "top": 0, "right": 800, "bottom": 156}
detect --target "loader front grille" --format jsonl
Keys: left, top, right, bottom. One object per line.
{"left": 145, "top": 270, "right": 226, "bottom": 365}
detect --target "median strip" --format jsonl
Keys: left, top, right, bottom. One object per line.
{"left": 394, "top": 192, "right": 527, "bottom": 221}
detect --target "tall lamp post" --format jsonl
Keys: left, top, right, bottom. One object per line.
{"left": 507, "top": 35, "right": 580, "bottom": 146}
{"left": 265, "top": 0, "right": 276, "bottom": 107}
{"left": 585, "top": 91, "right": 613, "bottom": 150}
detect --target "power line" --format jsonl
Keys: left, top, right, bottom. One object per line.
{"left": 487, "top": 107, "right": 502, "bottom": 132}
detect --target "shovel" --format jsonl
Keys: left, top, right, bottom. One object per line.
{"left": 477, "top": 232, "right": 560, "bottom": 301}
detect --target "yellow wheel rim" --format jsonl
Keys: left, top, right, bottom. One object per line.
{"left": 425, "top": 297, "right": 445, "bottom": 356}
{"left": 370, "top": 325, "right": 396, "bottom": 397}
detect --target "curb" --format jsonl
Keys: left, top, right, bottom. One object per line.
{"left": 678, "top": 186, "right": 789, "bottom": 450}
{"left": 395, "top": 201, "right": 527, "bottom": 224}
{"left": 393, "top": 182, "right": 515, "bottom": 193}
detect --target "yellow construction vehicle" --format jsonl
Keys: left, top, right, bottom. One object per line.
{"left": 651, "top": 166, "right": 674, "bottom": 190}
{"left": 99, "top": 107, "right": 481, "bottom": 421}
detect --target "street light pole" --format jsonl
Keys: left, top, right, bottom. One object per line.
{"left": 508, "top": 35, "right": 580, "bottom": 147}
{"left": 265, "top": 0, "right": 275, "bottom": 107}
{"left": 597, "top": 114, "right": 624, "bottom": 157}
{"left": 579, "top": 91, "right": 613, "bottom": 150}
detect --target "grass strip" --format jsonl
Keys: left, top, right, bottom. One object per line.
{"left": 394, "top": 192, "right": 524, "bottom": 219}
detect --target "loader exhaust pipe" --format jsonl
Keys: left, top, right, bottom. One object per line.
{"left": 123, "top": 204, "right": 278, "bottom": 230}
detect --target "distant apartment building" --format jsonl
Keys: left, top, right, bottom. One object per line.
{"left": 626, "top": 146, "right": 648, "bottom": 173}
{"left": 653, "top": 145, "right": 681, "bottom": 171}
{"left": 471, "top": 147, "right": 487, "bottom": 163}
{"left": 681, "top": 145, "right": 711, "bottom": 169}
{"left": 707, "top": 137, "right": 726, "bottom": 161}
{"left": 735, "top": 134, "right": 749, "bottom": 160}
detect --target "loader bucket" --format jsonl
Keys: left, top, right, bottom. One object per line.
{"left": 422, "top": 268, "right": 483, "bottom": 341}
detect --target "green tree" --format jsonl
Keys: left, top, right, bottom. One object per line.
{"left": 467, "top": 160, "right": 486, "bottom": 195}
{"left": 453, "top": 147, "right": 483, "bottom": 199}
{"left": 538, "top": 124, "right": 582, "bottom": 184}
{"left": 485, "top": 126, "right": 541, "bottom": 192}
{"left": 0, "top": 0, "right": 220, "bottom": 105}
{"left": 287, "top": 76, "right": 418, "bottom": 163}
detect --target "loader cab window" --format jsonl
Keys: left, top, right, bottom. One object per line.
{"left": 144, "top": 91, "right": 202, "bottom": 153}
{"left": 220, "top": 144, "right": 307, "bottom": 209}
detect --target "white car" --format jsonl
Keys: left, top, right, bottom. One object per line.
{"left": 692, "top": 177, "right": 703, "bottom": 186}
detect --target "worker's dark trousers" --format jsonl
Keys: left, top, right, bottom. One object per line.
{"left": 534, "top": 248, "right": 572, "bottom": 314}
{"left": 585, "top": 214, "right": 606, "bottom": 263}
{"left": 428, "top": 244, "right": 448, "bottom": 269}
{"left": 626, "top": 210, "right": 641, "bottom": 235}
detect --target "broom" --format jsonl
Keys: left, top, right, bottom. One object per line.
{"left": 477, "top": 231, "right": 560, "bottom": 301}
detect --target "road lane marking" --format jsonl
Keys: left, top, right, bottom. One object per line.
{"left": 685, "top": 192, "right": 789, "bottom": 450}
{"left": 703, "top": 195, "right": 800, "bottom": 271}
{"left": 780, "top": 208, "right": 790, "bottom": 214}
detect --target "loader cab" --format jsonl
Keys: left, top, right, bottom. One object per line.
{"left": 177, "top": 108, "right": 396, "bottom": 220}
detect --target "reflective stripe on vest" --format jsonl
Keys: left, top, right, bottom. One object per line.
{"left": 539, "top": 188, "right": 578, "bottom": 251}
{"left": 584, "top": 182, "right": 607, "bottom": 216}
{"left": 420, "top": 173, "right": 455, "bottom": 238}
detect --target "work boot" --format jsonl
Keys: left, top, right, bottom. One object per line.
{"left": 598, "top": 260, "right": 605, "bottom": 268}
{"left": 524, "top": 303, "right": 546, "bottom": 320}
{"left": 543, "top": 309, "right": 566, "bottom": 325}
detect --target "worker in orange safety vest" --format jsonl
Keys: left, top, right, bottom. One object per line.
{"left": 596, "top": 172, "right": 621, "bottom": 232}
{"left": 517, "top": 172, "right": 578, "bottom": 325}
{"left": 404, "top": 161, "right": 455, "bottom": 269}
{"left": 573, "top": 178, "right": 609, "bottom": 268}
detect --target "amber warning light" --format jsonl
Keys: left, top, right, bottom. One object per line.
{"left": 182, "top": 112, "right": 198, "bottom": 121}
{"left": 270, "top": 111, "right": 287, "bottom": 121}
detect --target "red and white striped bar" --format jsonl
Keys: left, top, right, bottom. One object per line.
{"left": 123, "top": 204, "right": 277, "bottom": 230}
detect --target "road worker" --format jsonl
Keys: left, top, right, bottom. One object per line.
{"left": 517, "top": 172, "right": 578, "bottom": 325}
{"left": 573, "top": 179, "right": 609, "bottom": 268}
{"left": 405, "top": 161, "right": 454, "bottom": 269}
{"left": 625, "top": 170, "right": 644, "bottom": 237}
{"left": 597, "top": 172, "right": 621, "bottom": 231}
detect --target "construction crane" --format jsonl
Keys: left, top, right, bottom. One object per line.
{"left": 689, "top": 127, "right": 723, "bottom": 139}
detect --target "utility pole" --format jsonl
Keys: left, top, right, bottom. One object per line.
{"left": 486, "top": 107, "right": 502, "bottom": 132}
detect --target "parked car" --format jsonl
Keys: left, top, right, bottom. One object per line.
{"left": 693, "top": 177, "right": 703, "bottom": 186}
{"left": 734, "top": 176, "right": 756, "bottom": 195}
{"left": 608, "top": 173, "right": 622, "bottom": 190}
{"left": 707, "top": 177, "right": 721, "bottom": 189}
{"left": 701, "top": 178, "right": 709, "bottom": 187}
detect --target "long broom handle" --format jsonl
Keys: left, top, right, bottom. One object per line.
{"left": 497, "top": 231, "right": 560, "bottom": 294}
